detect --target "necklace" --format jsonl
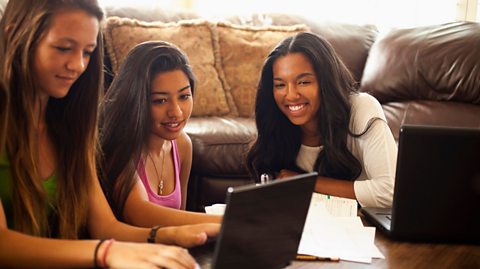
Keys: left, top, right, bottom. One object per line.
{"left": 148, "top": 149, "right": 166, "bottom": 195}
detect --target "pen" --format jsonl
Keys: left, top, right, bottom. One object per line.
{"left": 296, "top": 254, "right": 340, "bottom": 262}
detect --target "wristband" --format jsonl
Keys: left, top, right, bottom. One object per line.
{"left": 147, "top": 225, "right": 162, "bottom": 243}
{"left": 101, "top": 239, "right": 115, "bottom": 268}
{"left": 94, "top": 239, "right": 106, "bottom": 268}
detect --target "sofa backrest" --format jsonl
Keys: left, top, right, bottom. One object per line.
{"left": 102, "top": 6, "right": 378, "bottom": 118}
{"left": 361, "top": 21, "right": 480, "bottom": 105}
{"left": 222, "top": 13, "right": 378, "bottom": 83}
{"left": 360, "top": 21, "right": 480, "bottom": 140}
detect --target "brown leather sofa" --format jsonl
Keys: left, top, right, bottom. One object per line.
{"left": 101, "top": 5, "right": 480, "bottom": 211}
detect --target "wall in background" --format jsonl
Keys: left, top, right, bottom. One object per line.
{"left": 457, "top": 0, "right": 478, "bottom": 21}
{"left": 99, "top": 0, "right": 479, "bottom": 30}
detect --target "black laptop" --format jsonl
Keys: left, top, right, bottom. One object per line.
{"left": 361, "top": 125, "right": 480, "bottom": 243}
{"left": 197, "top": 172, "right": 317, "bottom": 269}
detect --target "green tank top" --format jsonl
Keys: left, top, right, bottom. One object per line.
{"left": 0, "top": 151, "right": 57, "bottom": 230}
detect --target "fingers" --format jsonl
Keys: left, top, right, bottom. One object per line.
{"left": 191, "top": 223, "right": 220, "bottom": 246}
{"left": 277, "top": 169, "right": 288, "bottom": 178}
{"left": 278, "top": 169, "right": 298, "bottom": 179}
{"left": 167, "top": 223, "right": 221, "bottom": 248}
{"left": 194, "top": 232, "right": 207, "bottom": 245}
{"left": 198, "top": 223, "right": 220, "bottom": 237}
{"left": 107, "top": 242, "right": 197, "bottom": 269}
{"left": 149, "top": 245, "right": 196, "bottom": 269}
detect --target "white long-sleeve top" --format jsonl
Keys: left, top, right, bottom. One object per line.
{"left": 296, "top": 92, "right": 397, "bottom": 208}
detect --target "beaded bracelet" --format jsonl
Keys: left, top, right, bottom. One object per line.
{"left": 101, "top": 239, "right": 115, "bottom": 268}
{"left": 93, "top": 239, "right": 106, "bottom": 268}
{"left": 147, "top": 225, "right": 162, "bottom": 243}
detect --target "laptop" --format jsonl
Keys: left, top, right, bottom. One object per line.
{"left": 192, "top": 172, "right": 317, "bottom": 269}
{"left": 361, "top": 124, "right": 480, "bottom": 243}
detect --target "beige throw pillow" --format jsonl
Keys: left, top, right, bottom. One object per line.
{"left": 104, "top": 17, "right": 230, "bottom": 116}
{"left": 212, "top": 22, "right": 310, "bottom": 117}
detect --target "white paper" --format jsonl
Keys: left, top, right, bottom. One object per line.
{"left": 311, "top": 193, "right": 358, "bottom": 217}
{"left": 204, "top": 203, "right": 226, "bottom": 215}
{"left": 204, "top": 194, "right": 385, "bottom": 263}
{"left": 297, "top": 193, "right": 384, "bottom": 263}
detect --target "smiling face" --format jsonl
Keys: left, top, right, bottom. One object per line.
{"left": 33, "top": 8, "right": 99, "bottom": 99}
{"left": 273, "top": 52, "right": 320, "bottom": 131}
{"left": 150, "top": 69, "right": 193, "bottom": 141}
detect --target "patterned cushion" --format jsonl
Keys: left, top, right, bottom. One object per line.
{"left": 104, "top": 17, "right": 230, "bottom": 116}
{"left": 212, "top": 22, "right": 310, "bottom": 117}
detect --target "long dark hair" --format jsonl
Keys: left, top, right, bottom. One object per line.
{"left": 247, "top": 32, "right": 371, "bottom": 181}
{"left": 0, "top": 0, "right": 104, "bottom": 238}
{"left": 98, "top": 41, "right": 195, "bottom": 219}
{"left": 0, "top": 81, "right": 7, "bottom": 152}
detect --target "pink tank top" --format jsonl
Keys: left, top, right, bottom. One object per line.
{"left": 137, "top": 140, "right": 182, "bottom": 209}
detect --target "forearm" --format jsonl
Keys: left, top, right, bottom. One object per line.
{"left": 88, "top": 216, "right": 175, "bottom": 246}
{"left": 314, "top": 176, "right": 356, "bottom": 200}
{"left": 87, "top": 178, "right": 153, "bottom": 243}
{"left": 0, "top": 228, "right": 98, "bottom": 268}
{"left": 89, "top": 209, "right": 217, "bottom": 247}
{"left": 89, "top": 217, "right": 152, "bottom": 243}
{"left": 125, "top": 201, "right": 222, "bottom": 228}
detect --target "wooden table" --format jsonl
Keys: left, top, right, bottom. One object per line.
{"left": 286, "top": 227, "right": 480, "bottom": 269}
{"left": 192, "top": 218, "right": 480, "bottom": 269}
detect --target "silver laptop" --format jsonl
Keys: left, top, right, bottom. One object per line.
{"left": 362, "top": 125, "right": 480, "bottom": 243}
{"left": 191, "top": 172, "right": 317, "bottom": 269}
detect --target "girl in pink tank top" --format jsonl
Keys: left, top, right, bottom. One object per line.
{"left": 99, "top": 41, "right": 221, "bottom": 227}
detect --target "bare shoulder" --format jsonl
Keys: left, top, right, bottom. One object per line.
{"left": 176, "top": 131, "right": 192, "bottom": 156}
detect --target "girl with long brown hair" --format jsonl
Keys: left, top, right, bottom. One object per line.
{"left": 99, "top": 41, "right": 221, "bottom": 227}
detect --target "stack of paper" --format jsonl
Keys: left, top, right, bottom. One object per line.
{"left": 297, "top": 193, "right": 384, "bottom": 263}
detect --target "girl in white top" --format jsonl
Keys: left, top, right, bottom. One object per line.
{"left": 247, "top": 32, "right": 397, "bottom": 208}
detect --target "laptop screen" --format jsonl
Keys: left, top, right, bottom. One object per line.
{"left": 363, "top": 125, "right": 480, "bottom": 243}
{"left": 211, "top": 172, "right": 317, "bottom": 269}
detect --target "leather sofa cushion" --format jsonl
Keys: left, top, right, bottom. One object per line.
{"left": 382, "top": 100, "right": 480, "bottom": 141}
{"left": 185, "top": 117, "right": 256, "bottom": 176}
{"left": 361, "top": 21, "right": 480, "bottom": 105}
{"left": 103, "top": 17, "right": 231, "bottom": 116}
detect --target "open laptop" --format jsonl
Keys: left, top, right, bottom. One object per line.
{"left": 361, "top": 124, "right": 480, "bottom": 243}
{"left": 192, "top": 172, "right": 317, "bottom": 269}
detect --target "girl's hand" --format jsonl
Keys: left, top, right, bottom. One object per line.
{"left": 106, "top": 241, "right": 197, "bottom": 269}
{"left": 159, "top": 223, "right": 220, "bottom": 248}
{"left": 277, "top": 169, "right": 299, "bottom": 179}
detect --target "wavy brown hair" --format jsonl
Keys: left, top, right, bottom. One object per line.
{"left": 0, "top": 0, "right": 104, "bottom": 238}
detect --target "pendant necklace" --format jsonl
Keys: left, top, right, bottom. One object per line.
{"left": 149, "top": 149, "right": 166, "bottom": 195}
